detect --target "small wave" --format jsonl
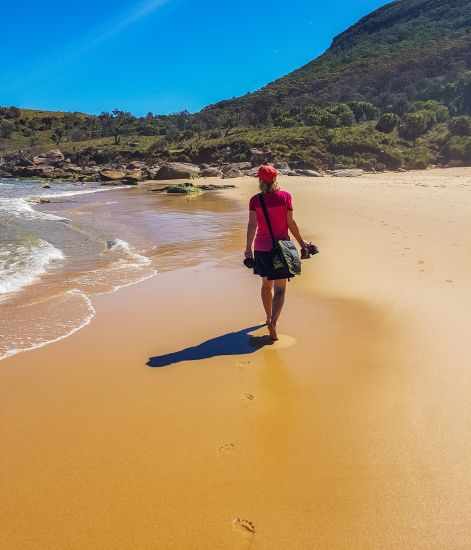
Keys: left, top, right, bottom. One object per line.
{"left": 39, "top": 186, "right": 128, "bottom": 199}
{"left": 106, "top": 238, "right": 152, "bottom": 266}
{"left": 0, "top": 290, "right": 96, "bottom": 361}
{"left": 0, "top": 239, "right": 65, "bottom": 299}
{"left": 0, "top": 197, "right": 69, "bottom": 222}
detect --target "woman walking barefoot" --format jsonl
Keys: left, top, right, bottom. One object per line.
{"left": 245, "top": 165, "right": 308, "bottom": 341}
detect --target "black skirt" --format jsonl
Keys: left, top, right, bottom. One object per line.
{"left": 254, "top": 250, "right": 293, "bottom": 280}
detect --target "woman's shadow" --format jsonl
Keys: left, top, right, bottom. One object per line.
{"left": 147, "top": 325, "right": 271, "bottom": 368}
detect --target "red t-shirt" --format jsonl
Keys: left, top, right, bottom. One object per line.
{"left": 249, "top": 190, "right": 293, "bottom": 252}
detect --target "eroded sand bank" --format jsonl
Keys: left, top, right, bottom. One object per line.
{"left": 2, "top": 168, "right": 471, "bottom": 549}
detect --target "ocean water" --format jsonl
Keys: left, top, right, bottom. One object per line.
{"left": 0, "top": 178, "right": 243, "bottom": 361}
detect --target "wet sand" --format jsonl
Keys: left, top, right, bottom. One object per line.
{"left": 2, "top": 168, "right": 471, "bottom": 549}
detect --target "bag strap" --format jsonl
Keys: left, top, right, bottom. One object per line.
{"left": 259, "top": 193, "right": 277, "bottom": 248}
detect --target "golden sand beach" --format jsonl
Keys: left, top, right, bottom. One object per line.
{"left": 2, "top": 168, "right": 471, "bottom": 549}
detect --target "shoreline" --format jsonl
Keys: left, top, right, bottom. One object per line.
{"left": 2, "top": 169, "right": 471, "bottom": 548}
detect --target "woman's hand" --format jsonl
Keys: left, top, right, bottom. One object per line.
{"left": 244, "top": 247, "right": 253, "bottom": 259}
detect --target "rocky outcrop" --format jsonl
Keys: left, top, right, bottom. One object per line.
{"left": 154, "top": 182, "right": 202, "bottom": 194}
{"left": 222, "top": 167, "right": 244, "bottom": 179}
{"left": 152, "top": 182, "right": 236, "bottom": 194}
{"left": 250, "top": 148, "right": 272, "bottom": 165}
{"left": 100, "top": 169, "right": 126, "bottom": 181}
{"left": 332, "top": 169, "right": 364, "bottom": 177}
{"left": 295, "top": 169, "right": 323, "bottom": 177}
{"left": 155, "top": 162, "right": 200, "bottom": 180}
{"left": 201, "top": 167, "right": 223, "bottom": 177}
{"left": 198, "top": 183, "right": 236, "bottom": 191}
{"left": 123, "top": 170, "right": 143, "bottom": 184}
{"left": 32, "top": 149, "right": 65, "bottom": 166}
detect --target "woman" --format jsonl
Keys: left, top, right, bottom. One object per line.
{"left": 245, "top": 164, "right": 308, "bottom": 341}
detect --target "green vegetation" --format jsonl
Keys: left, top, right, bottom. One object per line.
{"left": 3, "top": 0, "right": 471, "bottom": 171}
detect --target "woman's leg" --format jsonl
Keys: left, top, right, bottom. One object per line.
{"left": 261, "top": 277, "right": 274, "bottom": 325}
{"left": 269, "top": 279, "right": 287, "bottom": 340}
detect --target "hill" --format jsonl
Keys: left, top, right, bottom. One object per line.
{"left": 2, "top": 0, "right": 471, "bottom": 173}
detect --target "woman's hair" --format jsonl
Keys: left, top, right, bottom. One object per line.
{"left": 259, "top": 179, "right": 279, "bottom": 193}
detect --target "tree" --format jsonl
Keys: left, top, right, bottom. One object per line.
{"left": 0, "top": 120, "right": 15, "bottom": 138}
{"left": 448, "top": 116, "right": 471, "bottom": 136}
{"left": 51, "top": 128, "right": 64, "bottom": 145}
{"left": 110, "top": 109, "right": 134, "bottom": 145}
{"left": 376, "top": 113, "right": 400, "bottom": 133}
{"left": 399, "top": 111, "right": 435, "bottom": 141}
{"left": 348, "top": 101, "right": 379, "bottom": 122}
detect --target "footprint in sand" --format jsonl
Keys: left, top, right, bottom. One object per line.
{"left": 233, "top": 518, "right": 256, "bottom": 536}
{"left": 218, "top": 443, "right": 236, "bottom": 456}
{"left": 242, "top": 393, "right": 255, "bottom": 401}
{"left": 445, "top": 280, "right": 454, "bottom": 284}
{"left": 237, "top": 360, "right": 253, "bottom": 368}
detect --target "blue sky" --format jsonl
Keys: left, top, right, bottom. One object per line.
{"left": 0, "top": 0, "right": 388, "bottom": 116}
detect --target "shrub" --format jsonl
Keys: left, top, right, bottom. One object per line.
{"left": 348, "top": 101, "right": 380, "bottom": 122}
{"left": 376, "top": 113, "right": 399, "bottom": 133}
{"left": 448, "top": 116, "right": 471, "bottom": 136}
{"left": 399, "top": 110, "right": 436, "bottom": 140}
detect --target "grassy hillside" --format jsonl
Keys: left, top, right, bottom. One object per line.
{"left": 2, "top": 0, "right": 471, "bottom": 171}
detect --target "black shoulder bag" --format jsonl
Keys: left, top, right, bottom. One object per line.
{"left": 259, "top": 193, "right": 301, "bottom": 277}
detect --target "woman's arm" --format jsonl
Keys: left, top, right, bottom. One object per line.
{"left": 287, "top": 211, "right": 307, "bottom": 249}
{"left": 245, "top": 210, "right": 258, "bottom": 258}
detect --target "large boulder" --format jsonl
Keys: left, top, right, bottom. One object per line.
{"left": 123, "top": 170, "right": 144, "bottom": 184}
{"left": 250, "top": 148, "right": 272, "bottom": 165}
{"left": 223, "top": 162, "right": 252, "bottom": 172}
{"left": 223, "top": 167, "right": 244, "bottom": 179}
{"left": 155, "top": 182, "right": 202, "bottom": 195}
{"left": 0, "top": 168, "right": 12, "bottom": 178}
{"left": 295, "top": 169, "right": 323, "bottom": 177}
{"left": 201, "top": 167, "right": 223, "bottom": 178}
{"left": 155, "top": 162, "right": 200, "bottom": 180}
{"left": 127, "top": 161, "right": 146, "bottom": 170}
{"left": 11, "top": 164, "right": 54, "bottom": 178}
{"left": 246, "top": 167, "right": 260, "bottom": 177}
{"left": 100, "top": 169, "right": 126, "bottom": 181}
{"left": 33, "top": 149, "right": 65, "bottom": 166}
{"left": 332, "top": 169, "right": 364, "bottom": 177}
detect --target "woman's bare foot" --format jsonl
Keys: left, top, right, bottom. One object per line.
{"left": 265, "top": 317, "right": 271, "bottom": 326}
{"left": 268, "top": 322, "right": 279, "bottom": 341}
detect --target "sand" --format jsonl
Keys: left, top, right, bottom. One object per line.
{"left": 2, "top": 168, "right": 471, "bottom": 549}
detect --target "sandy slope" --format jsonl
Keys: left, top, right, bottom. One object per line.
{"left": 1, "top": 168, "right": 471, "bottom": 549}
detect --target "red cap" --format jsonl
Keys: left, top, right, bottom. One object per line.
{"left": 257, "top": 165, "right": 278, "bottom": 183}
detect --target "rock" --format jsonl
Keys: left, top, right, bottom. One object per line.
{"left": 295, "top": 169, "right": 323, "bottom": 177}
{"left": 33, "top": 149, "right": 65, "bottom": 166}
{"left": 245, "top": 167, "right": 260, "bottom": 177}
{"left": 46, "top": 149, "right": 65, "bottom": 162}
{"left": 332, "top": 169, "right": 364, "bottom": 178}
{"left": 275, "top": 161, "right": 291, "bottom": 171}
{"left": 166, "top": 183, "right": 201, "bottom": 194}
{"left": 42, "top": 184, "right": 51, "bottom": 189}
{"left": 11, "top": 165, "right": 55, "bottom": 178}
{"left": 223, "top": 167, "right": 244, "bottom": 179}
{"left": 250, "top": 149, "right": 272, "bottom": 165}
{"left": 123, "top": 170, "right": 143, "bottom": 184}
{"left": 201, "top": 167, "right": 223, "bottom": 177}
{"left": 197, "top": 184, "right": 236, "bottom": 191}
{"left": 32, "top": 155, "right": 48, "bottom": 165}
{"left": 39, "top": 198, "right": 51, "bottom": 204}
{"left": 223, "top": 162, "right": 252, "bottom": 172}
{"left": 100, "top": 169, "right": 126, "bottom": 181}
{"left": 155, "top": 162, "right": 200, "bottom": 180}
{"left": 127, "top": 161, "right": 146, "bottom": 170}
{"left": 63, "top": 165, "right": 83, "bottom": 173}
{"left": 0, "top": 168, "right": 12, "bottom": 178}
